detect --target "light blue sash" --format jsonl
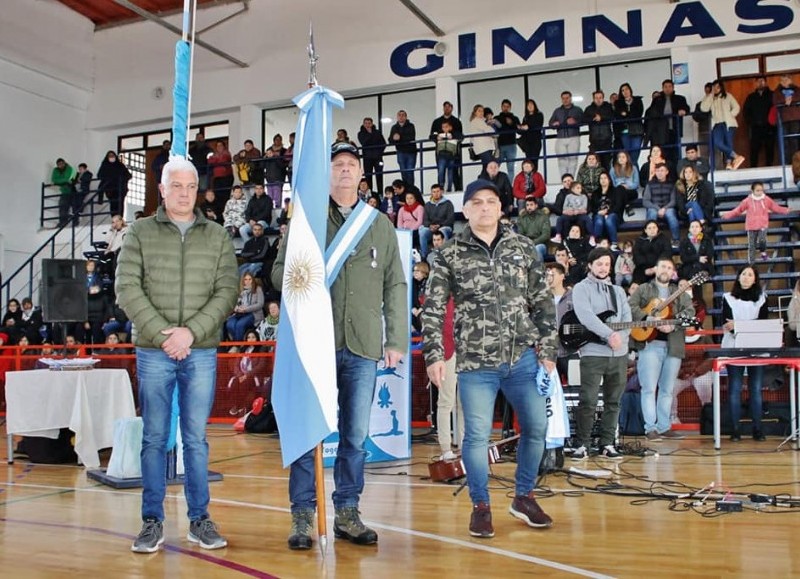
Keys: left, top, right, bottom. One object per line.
{"left": 324, "top": 200, "right": 379, "bottom": 287}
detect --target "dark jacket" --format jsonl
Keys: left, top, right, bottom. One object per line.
{"left": 519, "top": 111, "right": 544, "bottom": 158}
{"left": 516, "top": 208, "right": 551, "bottom": 247}
{"left": 645, "top": 93, "right": 691, "bottom": 145}
{"left": 590, "top": 186, "right": 625, "bottom": 219}
{"left": 614, "top": 96, "right": 645, "bottom": 136}
{"left": 390, "top": 121, "right": 417, "bottom": 154}
{"left": 632, "top": 233, "right": 672, "bottom": 284}
{"left": 550, "top": 187, "right": 571, "bottom": 216}
{"left": 495, "top": 111, "right": 521, "bottom": 146}
{"left": 643, "top": 178, "right": 676, "bottom": 210}
{"left": 676, "top": 180, "right": 714, "bottom": 223}
{"left": 244, "top": 193, "right": 274, "bottom": 224}
{"left": 357, "top": 126, "right": 387, "bottom": 160}
{"left": 583, "top": 101, "right": 614, "bottom": 145}
{"left": 743, "top": 88, "right": 774, "bottom": 128}
{"left": 549, "top": 105, "right": 583, "bottom": 138}
{"left": 678, "top": 235, "right": 715, "bottom": 279}
{"left": 97, "top": 159, "right": 131, "bottom": 195}
{"left": 78, "top": 170, "right": 93, "bottom": 196}
{"left": 422, "top": 199, "right": 455, "bottom": 229}
{"left": 263, "top": 148, "right": 288, "bottom": 184}
{"left": 429, "top": 115, "right": 464, "bottom": 141}
{"left": 477, "top": 169, "right": 514, "bottom": 212}
{"left": 115, "top": 207, "right": 239, "bottom": 349}
{"left": 240, "top": 235, "right": 270, "bottom": 263}
{"left": 188, "top": 141, "right": 213, "bottom": 174}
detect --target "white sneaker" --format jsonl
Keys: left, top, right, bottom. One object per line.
{"left": 570, "top": 446, "right": 588, "bottom": 460}
{"left": 550, "top": 234, "right": 562, "bottom": 244}
{"left": 441, "top": 450, "right": 457, "bottom": 461}
{"left": 589, "top": 236, "right": 596, "bottom": 247}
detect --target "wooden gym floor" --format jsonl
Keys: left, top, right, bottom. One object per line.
{"left": 2, "top": 427, "right": 800, "bottom": 578}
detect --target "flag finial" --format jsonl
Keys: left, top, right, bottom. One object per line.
{"left": 307, "top": 21, "right": 319, "bottom": 88}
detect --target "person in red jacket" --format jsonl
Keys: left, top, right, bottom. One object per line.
{"left": 512, "top": 159, "right": 546, "bottom": 213}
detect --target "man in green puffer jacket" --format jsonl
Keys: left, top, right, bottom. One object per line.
{"left": 51, "top": 158, "right": 77, "bottom": 227}
{"left": 516, "top": 195, "right": 551, "bottom": 262}
{"left": 116, "top": 157, "right": 238, "bottom": 554}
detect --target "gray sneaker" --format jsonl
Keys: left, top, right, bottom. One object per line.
{"left": 288, "top": 509, "right": 314, "bottom": 550}
{"left": 187, "top": 517, "right": 227, "bottom": 550}
{"left": 131, "top": 518, "right": 164, "bottom": 553}
{"left": 333, "top": 506, "right": 378, "bottom": 545}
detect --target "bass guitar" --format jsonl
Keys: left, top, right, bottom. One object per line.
{"left": 558, "top": 311, "right": 697, "bottom": 351}
{"left": 629, "top": 271, "right": 708, "bottom": 342}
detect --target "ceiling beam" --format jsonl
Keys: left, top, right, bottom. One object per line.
{"left": 111, "top": 0, "right": 248, "bottom": 68}
{"left": 397, "top": 0, "right": 445, "bottom": 37}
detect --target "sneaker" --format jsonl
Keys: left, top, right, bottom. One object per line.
{"left": 550, "top": 234, "right": 562, "bottom": 244}
{"left": 599, "top": 445, "right": 623, "bottom": 460}
{"left": 732, "top": 155, "right": 745, "bottom": 170}
{"left": 730, "top": 431, "right": 742, "bottom": 442}
{"left": 469, "top": 502, "right": 494, "bottom": 538}
{"left": 570, "top": 446, "right": 588, "bottom": 460}
{"left": 645, "top": 430, "right": 662, "bottom": 442}
{"left": 661, "top": 429, "right": 685, "bottom": 440}
{"left": 671, "top": 241, "right": 680, "bottom": 250}
{"left": 131, "top": 518, "right": 164, "bottom": 553}
{"left": 288, "top": 509, "right": 314, "bottom": 550}
{"left": 610, "top": 243, "right": 619, "bottom": 252}
{"left": 509, "top": 493, "right": 553, "bottom": 528}
{"left": 441, "top": 450, "right": 458, "bottom": 461}
{"left": 187, "top": 517, "right": 227, "bottom": 550}
{"left": 626, "top": 207, "right": 636, "bottom": 218}
{"left": 760, "top": 252, "right": 769, "bottom": 260}
{"left": 753, "top": 430, "right": 766, "bottom": 442}
{"left": 589, "top": 236, "right": 596, "bottom": 247}
{"left": 333, "top": 507, "right": 378, "bottom": 545}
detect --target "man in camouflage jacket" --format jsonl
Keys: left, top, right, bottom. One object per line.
{"left": 422, "top": 179, "right": 558, "bottom": 539}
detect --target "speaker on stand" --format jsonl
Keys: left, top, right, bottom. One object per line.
{"left": 41, "top": 259, "right": 88, "bottom": 350}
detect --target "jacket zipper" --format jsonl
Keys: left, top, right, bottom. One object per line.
{"left": 178, "top": 227, "right": 186, "bottom": 326}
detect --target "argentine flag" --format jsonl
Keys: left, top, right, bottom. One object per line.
{"left": 272, "top": 86, "right": 344, "bottom": 467}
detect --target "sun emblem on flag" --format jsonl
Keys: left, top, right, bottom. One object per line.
{"left": 284, "top": 251, "right": 323, "bottom": 303}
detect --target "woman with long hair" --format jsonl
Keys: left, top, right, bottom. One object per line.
{"left": 225, "top": 272, "right": 265, "bottom": 344}
{"left": 590, "top": 172, "right": 624, "bottom": 249}
{"left": 632, "top": 220, "right": 671, "bottom": 284}
{"left": 678, "top": 219, "right": 715, "bottom": 282}
{"left": 675, "top": 164, "right": 715, "bottom": 225}
{"left": 468, "top": 104, "right": 498, "bottom": 168}
{"left": 97, "top": 150, "right": 132, "bottom": 216}
{"left": 721, "top": 266, "right": 769, "bottom": 441}
{"left": 610, "top": 150, "right": 640, "bottom": 214}
{"left": 518, "top": 98, "right": 544, "bottom": 166}
{"left": 700, "top": 79, "right": 745, "bottom": 170}
{"left": 614, "top": 82, "right": 645, "bottom": 165}
{"left": 639, "top": 144, "right": 672, "bottom": 185}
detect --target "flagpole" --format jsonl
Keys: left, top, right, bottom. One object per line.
{"left": 306, "top": 21, "right": 328, "bottom": 559}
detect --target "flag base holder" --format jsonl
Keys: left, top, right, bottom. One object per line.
{"left": 87, "top": 448, "right": 223, "bottom": 488}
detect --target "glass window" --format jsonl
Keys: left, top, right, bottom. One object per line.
{"left": 202, "top": 122, "right": 229, "bottom": 140}
{"left": 381, "top": 87, "right": 436, "bottom": 190}
{"left": 146, "top": 132, "right": 171, "bottom": 148}
{"left": 263, "top": 106, "right": 298, "bottom": 152}
{"left": 119, "top": 135, "right": 143, "bottom": 151}
{"left": 334, "top": 95, "right": 379, "bottom": 146}
{"left": 599, "top": 59, "right": 671, "bottom": 102}
{"left": 765, "top": 52, "right": 800, "bottom": 74}
{"left": 719, "top": 58, "right": 760, "bottom": 78}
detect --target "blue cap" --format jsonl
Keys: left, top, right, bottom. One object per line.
{"left": 463, "top": 179, "right": 501, "bottom": 206}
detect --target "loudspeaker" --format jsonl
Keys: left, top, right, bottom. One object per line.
{"left": 41, "top": 259, "right": 88, "bottom": 322}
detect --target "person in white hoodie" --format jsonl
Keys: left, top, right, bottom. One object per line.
{"left": 570, "top": 247, "right": 632, "bottom": 460}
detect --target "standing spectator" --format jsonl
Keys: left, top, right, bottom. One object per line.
{"left": 208, "top": 141, "right": 233, "bottom": 204}
{"left": 721, "top": 181, "right": 792, "bottom": 262}
{"left": 51, "top": 157, "right": 77, "bottom": 228}
{"left": 429, "top": 101, "right": 465, "bottom": 189}
{"left": 188, "top": 132, "right": 213, "bottom": 190}
{"left": 700, "top": 79, "right": 745, "bottom": 170}
{"left": 632, "top": 220, "right": 671, "bottom": 284}
{"left": 335, "top": 129, "right": 353, "bottom": 145}
{"left": 721, "top": 266, "right": 769, "bottom": 441}
{"left": 151, "top": 140, "right": 171, "bottom": 191}
{"left": 357, "top": 117, "right": 387, "bottom": 193}
{"left": 591, "top": 172, "right": 624, "bottom": 250}
{"left": 478, "top": 159, "right": 514, "bottom": 216}
{"left": 675, "top": 165, "right": 714, "bottom": 225}
{"left": 787, "top": 280, "right": 800, "bottom": 340}
{"left": 434, "top": 120, "right": 459, "bottom": 191}
{"left": 518, "top": 99, "right": 544, "bottom": 168}
{"left": 390, "top": 110, "right": 417, "bottom": 185}
{"left": 419, "top": 184, "right": 455, "bottom": 259}
{"left": 222, "top": 185, "right": 247, "bottom": 238}
{"left": 199, "top": 189, "right": 224, "bottom": 226}
{"left": 549, "top": 91, "right": 584, "bottom": 178}
{"left": 512, "top": 159, "right": 546, "bottom": 211}
{"left": 609, "top": 151, "right": 640, "bottom": 215}
{"left": 495, "top": 99, "right": 521, "bottom": 176}
{"left": 116, "top": 157, "right": 238, "bottom": 553}
{"left": 678, "top": 220, "right": 715, "bottom": 282}
{"left": 467, "top": 105, "right": 497, "bottom": 169}
{"left": 225, "top": 272, "right": 264, "bottom": 343}
{"left": 743, "top": 75, "right": 775, "bottom": 167}
{"left": 2, "top": 299, "right": 23, "bottom": 344}
{"left": 614, "top": 83, "right": 645, "bottom": 165}
{"left": 97, "top": 151, "right": 132, "bottom": 217}
{"left": 516, "top": 195, "right": 550, "bottom": 262}
{"left": 240, "top": 184, "right": 273, "bottom": 242}
{"left": 644, "top": 80, "right": 691, "bottom": 165}
{"left": 691, "top": 82, "right": 714, "bottom": 159}
{"left": 550, "top": 181, "right": 592, "bottom": 244}
{"left": 576, "top": 152, "right": 604, "bottom": 197}
{"left": 773, "top": 74, "right": 800, "bottom": 164}
{"left": 642, "top": 163, "right": 680, "bottom": 246}
{"left": 76, "top": 276, "right": 112, "bottom": 347}
{"left": 285, "top": 132, "right": 295, "bottom": 184}
{"left": 103, "top": 213, "right": 128, "bottom": 274}
{"left": 676, "top": 144, "right": 711, "bottom": 182}
{"left": 583, "top": 90, "right": 614, "bottom": 169}
{"left": 235, "top": 140, "right": 263, "bottom": 191}
{"left": 263, "top": 134, "right": 288, "bottom": 208}
{"left": 75, "top": 163, "right": 93, "bottom": 223}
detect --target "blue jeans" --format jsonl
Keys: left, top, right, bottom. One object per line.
{"left": 458, "top": 348, "right": 547, "bottom": 504}
{"left": 556, "top": 214, "right": 593, "bottom": 238}
{"left": 239, "top": 221, "right": 269, "bottom": 242}
{"left": 498, "top": 144, "right": 518, "bottom": 177}
{"left": 418, "top": 225, "right": 453, "bottom": 258}
{"left": 436, "top": 157, "right": 456, "bottom": 191}
{"left": 621, "top": 134, "right": 643, "bottom": 166}
{"left": 636, "top": 341, "right": 682, "bottom": 434}
{"left": 226, "top": 312, "right": 255, "bottom": 341}
{"left": 712, "top": 123, "right": 737, "bottom": 161}
{"left": 727, "top": 365, "right": 764, "bottom": 432}
{"left": 289, "top": 348, "right": 378, "bottom": 512}
{"left": 137, "top": 347, "right": 217, "bottom": 522}
{"left": 684, "top": 200, "right": 705, "bottom": 222}
{"left": 238, "top": 261, "right": 263, "bottom": 278}
{"left": 534, "top": 244, "right": 546, "bottom": 262}
{"left": 103, "top": 319, "right": 132, "bottom": 338}
{"left": 645, "top": 207, "right": 680, "bottom": 241}
{"left": 593, "top": 213, "right": 620, "bottom": 243}
{"left": 397, "top": 152, "right": 416, "bottom": 185}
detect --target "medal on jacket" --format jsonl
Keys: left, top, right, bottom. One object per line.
{"left": 370, "top": 246, "right": 378, "bottom": 269}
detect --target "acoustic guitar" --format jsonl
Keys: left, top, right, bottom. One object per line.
{"left": 629, "top": 271, "right": 708, "bottom": 342}
{"left": 558, "top": 311, "right": 698, "bottom": 351}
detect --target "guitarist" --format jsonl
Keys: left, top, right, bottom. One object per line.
{"left": 571, "top": 247, "right": 631, "bottom": 460}
{"left": 629, "top": 257, "right": 694, "bottom": 442}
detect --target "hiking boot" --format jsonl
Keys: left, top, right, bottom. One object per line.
{"left": 645, "top": 430, "right": 662, "bottom": 442}
{"left": 600, "top": 445, "right": 623, "bottom": 460}
{"left": 187, "top": 517, "right": 227, "bottom": 550}
{"left": 570, "top": 446, "right": 588, "bottom": 460}
{"left": 661, "top": 429, "right": 685, "bottom": 440}
{"left": 469, "top": 502, "right": 494, "bottom": 538}
{"left": 288, "top": 509, "right": 314, "bottom": 550}
{"left": 333, "top": 507, "right": 377, "bottom": 545}
{"left": 131, "top": 518, "right": 164, "bottom": 553}
{"left": 509, "top": 493, "right": 553, "bottom": 528}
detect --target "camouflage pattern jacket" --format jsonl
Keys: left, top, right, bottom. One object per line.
{"left": 421, "top": 224, "right": 558, "bottom": 372}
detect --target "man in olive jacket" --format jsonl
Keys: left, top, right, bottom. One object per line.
{"left": 271, "top": 141, "right": 407, "bottom": 550}
{"left": 116, "top": 158, "right": 238, "bottom": 554}
{"left": 516, "top": 195, "right": 551, "bottom": 262}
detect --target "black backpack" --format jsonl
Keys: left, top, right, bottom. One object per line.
{"left": 244, "top": 400, "right": 278, "bottom": 434}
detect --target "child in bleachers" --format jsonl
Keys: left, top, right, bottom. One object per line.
{"left": 551, "top": 181, "right": 593, "bottom": 245}
{"left": 721, "top": 181, "right": 792, "bottom": 262}
{"left": 614, "top": 240, "right": 635, "bottom": 287}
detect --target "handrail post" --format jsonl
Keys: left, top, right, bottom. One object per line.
{"left": 40, "top": 182, "right": 46, "bottom": 228}
{"left": 776, "top": 109, "right": 786, "bottom": 190}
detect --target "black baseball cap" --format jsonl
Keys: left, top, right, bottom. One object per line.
{"left": 463, "top": 179, "right": 501, "bottom": 205}
{"left": 331, "top": 141, "right": 360, "bottom": 161}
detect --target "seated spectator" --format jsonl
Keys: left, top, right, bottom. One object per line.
{"left": 551, "top": 181, "right": 593, "bottom": 245}
{"left": 0, "top": 331, "right": 10, "bottom": 384}
{"left": 633, "top": 220, "right": 672, "bottom": 284}
{"left": 104, "top": 214, "right": 128, "bottom": 256}
{"left": 200, "top": 188, "right": 224, "bottom": 225}
{"left": 676, "top": 144, "right": 710, "bottom": 181}
{"left": 516, "top": 195, "right": 550, "bottom": 262}
{"left": 3, "top": 299, "right": 23, "bottom": 343}
{"left": 418, "top": 184, "right": 455, "bottom": 259}
{"left": 512, "top": 159, "right": 546, "bottom": 212}
{"left": 554, "top": 246, "right": 581, "bottom": 288}
{"left": 367, "top": 195, "right": 381, "bottom": 210}
{"left": 411, "top": 261, "right": 429, "bottom": 334}
{"left": 676, "top": 164, "right": 715, "bottom": 225}
{"left": 591, "top": 172, "right": 624, "bottom": 250}
{"left": 19, "top": 298, "right": 43, "bottom": 344}
{"left": 276, "top": 196, "right": 293, "bottom": 226}
{"left": 478, "top": 159, "right": 514, "bottom": 216}
{"left": 239, "top": 222, "right": 270, "bottom": 277}
{"left": 435, "top": 119, "right": 459, "bottom": 192}
{"left": 380, "top": 185, "right": 399, "bottom": 225}
{"left": 576, "top": 152, "right": 604, "bottom": 197}
{"left": 103, "top": 332, "right": 131, "bottom": 355}
{"left": 426, "top": 229, "right": 447, "bottom": 267}
{"left": 255, "top": 301, "right": 280, "bottom": 347}
{"left": 240, "top": 184, "right": 274, "bottom": 242}
{"left": 563, "top": 224, "right": 591, "bottom": 280}
{"left": 225, "top": 272, "right": 265, "bottom": 344}
{"left": 227, "top": 328, "right": 270, "bottom": 415}
{"left": 548, "top": 172, "right": 573, "bottom": 219}
{"left": 639, "top": 145, "right": 673, "bottom": 185}
{"left": 397, "top": 189, "right": 425, "bottom": 247}
{"left": 642, "top": 163, "right": 680, "bottom": 246}
{"left": 609, "top": 150, "right": 640, "bottom": 215}
{"left": 793, "top": 151, "right": 800, "bottom": 190}
{"left": 102, "top": 302, "right": 132, "bottom": 340}
{"left": 614, "top": 240, "right": 635, "bottom": 287}
{"left": 678, "top": 219, "right": 715, "bottom": 282}
{"left": 357, "top": 179, "right": 373, "bottom": 201}
{"left": 63, "top": 335, "right": 86, "bottom": 357}
{"left": 223, "top": 185, "right": 248, "bottom": 238}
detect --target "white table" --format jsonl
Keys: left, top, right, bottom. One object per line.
{"left": 6, "top": 369, "right": 136, "bottom": 468}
